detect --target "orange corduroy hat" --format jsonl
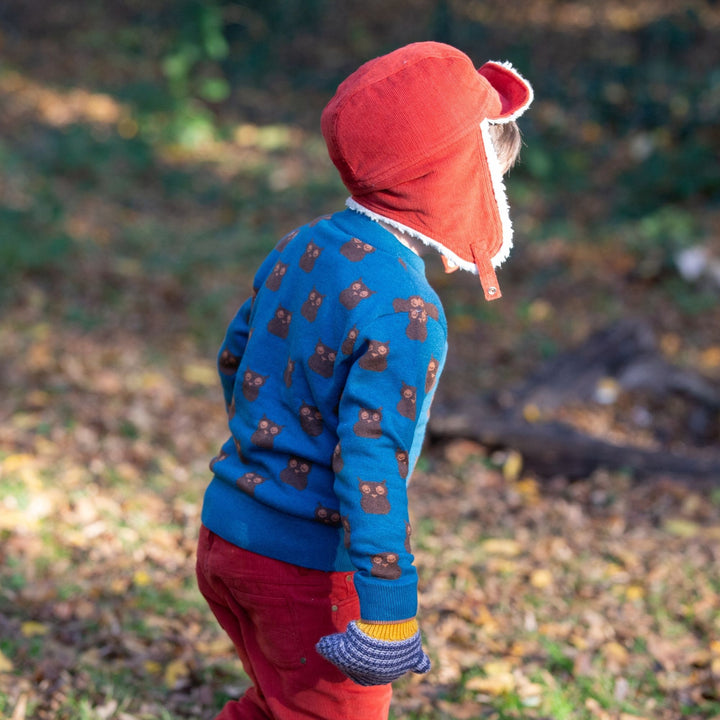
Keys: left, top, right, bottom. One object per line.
{"left": 321, "top": 41, "right": 533, "bottom": 300}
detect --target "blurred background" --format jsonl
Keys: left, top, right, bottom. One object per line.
{"left": 1, "top": 1, "right": 720, "bottom": 719}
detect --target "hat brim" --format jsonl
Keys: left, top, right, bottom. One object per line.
{"left": 478, "top": 61, "right": 534, "bottom": 122}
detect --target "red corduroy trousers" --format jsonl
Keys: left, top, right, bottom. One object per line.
{"left": 196, "top": 525, "right": 393, "bottom": 719}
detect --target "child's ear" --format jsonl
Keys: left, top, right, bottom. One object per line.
{"left": 441, "top": 256, "right": 460, "bottom": 273}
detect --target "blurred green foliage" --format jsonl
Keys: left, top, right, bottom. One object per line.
{"left": 0, "top": 1, "right": 718, "bottom": 333}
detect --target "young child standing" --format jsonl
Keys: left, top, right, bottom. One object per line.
{"left": 196, "top": 41, "right": 533, "bottom": 719}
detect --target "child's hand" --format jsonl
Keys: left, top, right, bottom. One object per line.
{"left": 315, "top": 620, "right": 431, "bottom": 686}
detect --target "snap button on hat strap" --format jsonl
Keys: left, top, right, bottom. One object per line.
{"left": 473, "top": 249, "right": 502, "bottom": 301}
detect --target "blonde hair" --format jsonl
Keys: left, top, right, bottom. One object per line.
{"left": 487, "top": 120, "right": 522, "bottom": 174}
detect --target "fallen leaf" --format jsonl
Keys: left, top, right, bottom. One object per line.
{"left": 0, "top": 649, "right": 14, "bottom": 673}
{"left": 20, "top": 621, "right": 49, "bottom": 638}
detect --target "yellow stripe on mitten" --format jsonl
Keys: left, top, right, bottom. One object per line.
{"left": 355, "top": 618, "right": 419, "bottom": 641}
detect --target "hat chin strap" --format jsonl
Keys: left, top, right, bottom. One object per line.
{"left": 473, "top": 247, "right": 502, "bottom": 300}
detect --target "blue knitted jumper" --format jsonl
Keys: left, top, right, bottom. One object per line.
{"left": 201, "top": 209, "right": 448, "bottom": 622}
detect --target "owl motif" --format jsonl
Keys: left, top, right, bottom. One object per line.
{"left": 358, "top": 340, "right": 389, "bottom": 372}
{"left": 392, "top": 296, "right": 440, "bottom": 341}
{"left": 315, "top": 503, "right": 341, "bottom": 526}
{"left": 267, "top": 306, "right": 292, "bottom": 339}
{"left": 265, "top": 260, "right": 288, "bottom": 291}
{"left": 250, "top": 415, "right": 283, "bottom": 448}
{"left": 370, "top": 552, "right": 401, "bottom": 580}
{"left": 284, "top": 358, "right": 295, "bottom": 388}
{"left": 299, "top": 403, "right": 324, "bottom": 437}
{"left": 332, "top": 442, "right": 343, "bottom": 473}
{"left": 308, "top": 214, "right": 332, "bottom": 227}
{"left": 280, "top": 456, "right": 312, "bottom": 490}
{"left": 405, "top": 522, "right": 413, "bottom": 553}
{"left": 308, "top": 341, "right": 336, "bottom": 378}
{"left": 301, "top": 288, "right": 325, "bottom": 322}
{"left": 342, "top": 515, "right": 351, "bottom": 548}
{"left": 359, "top": 479, "right": 391, "bottom": 514}
{"left": 395, "top": 448, "right": 409, "bottom": 479}
{"left": 237, "top": 471, "right": 267, "bottom": 496}
{"left": 340, "top": 237, "right": 376, "bottom": 262}
{"left": 397, "top": 382, "right": 417, "bottom": 420}
{"left": 425, "top": 356, "right": 439, "bottom": 393}
{"left": 353, "top": 407, "right": 382, "bottom": 438}
{"left": 242, "top": 369, "right": 268, "bottom": 402}
{"left": 340, "top": 279, "right": 375, "bottom": 309}
{"left": 341, "top": 325, "right": 359, "bottom": 355}
{"left": 275, "top": 227, "right": 299, "bottom": 252}
{"left": 208, "top": 450, "right": 228, "bottom": 473}
{"left": 218, "top": 349, "right": 240, "bottom": 376}
{"left": 299, "top": 240, "right": 323, "bottom": 272}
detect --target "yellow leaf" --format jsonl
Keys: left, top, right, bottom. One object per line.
{"left": 133, "top": 570, "right": 151, "bottom": 587}
{"left": 699, "top": 346, "right": 720, "bottom": 369}
{"left": 164, "top": 658, "right": 190, "bottom": 689}
{"left": 21, "top": 621, "right": 49, "bottom": 637}
{"left": 664, "top": 519, "right": 700, "bottom": 538}
{"left": 182, "top": 362, "right": 217, "bottom": 386}
{"left": 602, "top": 641, "right": 629, "bottom": 667}
{"left": 0, "top": 649, "right": 14, "bottom": 673}
{"left": 466, "top": 671, "right": 515, "bottom": 695}
{"left": 522, "top": 403, "right": 542, "bottom": 423}
{"left": 530, "top": 568, "right": 553, "bottom": 589}
{"left": 144, "top": 660, "right": 162, "bottom": 674}
{"left": 502, "top": 450, "right": 523, "bottom": 481}
{"left": 481, "top": 538, "right": 522, "bottom": 557}
{"left": 625, "top": 584, "right": 645, "bottom": 601}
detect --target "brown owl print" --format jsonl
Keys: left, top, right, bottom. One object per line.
{"left": 358, "top": 340, "right": 389, "bottom": 372}
{"left": 284, "top": 358, "right": 295, "bottom": 388}
{"left": 275, "top": 227, "right": 299, "bottom": 252}
{"left": 397, "top": 382, "right": 417, "bottom": 420}
{"left": 301, "top": 288, "right": 325, "bottom": 322}
{"left": 340, "top": 237, "right": 376, "bottom": 262}
{"left": 340, "top": 279, "right": 375, "bottom": 309}
{"left": 405, "top": 522, "right": 413, "bottom": 553}
{"left": 237, "top": 471, "right": 266, "bottom": 496}
{"left": 396, "top": 448, "right": 409, "bottom": 479}
{"left": 267, "top": 306, "right": 292, "bottom": 339}
{"left": 315, "top": 503, "right": 341, "bottom": 526}
{"left": 359, "top": 479, "right": 391, "bottom": 514}
{"left": 353, "top": 407, "right": 382, "bottom": 438}
{"left": 219, "top": 349, "right": 240, "bottom": 376}
{"left": 342, "top": 515, "right": 351, "bottom": 548}
{"left": 209, "top": 450, "right": 228, "bottom": 473}
{"left": 299, "top": 403, "right": 323, "bottom": 437}
{"left": 280, "top": 456, "right": 312, "bottom": 490}
{"left": 227, "top": 394, "right": 236, "bottom": 420}
{"left": 299, "top": 240, "right": 322, "bottom": 272}
{"left": 332, "top": 442, "right": 343, "bottom": 473}
{"left": 370, "top": 552, "right": 401, "bottom": 580}
{"left": 308, "top": 341, "right": 336, "bottom": 378}
{"left": 341, "top": 325, "right": 359, "bottom": 355}
{"left": 242, "top": 369, "right": 268, "bottom": 401}
{"left": 250, "top": 415, "right": 283, "bottom": 448}
{"left": 392, "top": 296, "right": 440, "bottom": 341}
{"left": 425, "top": 356, "right": 439, "bottom": 393}
{"left": 308, "top": 214, "right": 331, "bottom": 227}
{"left": 265, "top": 260, "right": 288, "bottom": 291}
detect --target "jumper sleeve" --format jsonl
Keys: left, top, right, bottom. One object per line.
{"left": 333, "top": 310, "right": 447, "bottom": 622}
{"left": 217, "top": 297, "right": 252, "bottom": 409}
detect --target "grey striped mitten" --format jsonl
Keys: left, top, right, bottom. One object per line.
{"left": 316, "top": 620, "right": 431, "bottom": 686}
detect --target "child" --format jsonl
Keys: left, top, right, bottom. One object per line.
{"left": 196, "top": 41, "right": 533, "bottom": 719}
